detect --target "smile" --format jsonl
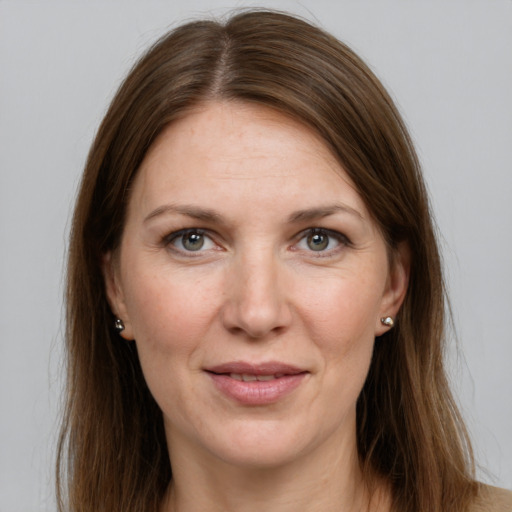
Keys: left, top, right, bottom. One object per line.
{"left": 229, "top": 373, "right": 286, "bottom": 382}
{"left": 205, "top": 362, "right": 308, "bottom": 405}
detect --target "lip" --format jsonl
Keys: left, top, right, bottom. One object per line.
{"left": 205, "top": 361, "right": 308, "bottom": 405}
{"left": 206, "top": 361, "right": 305, "bottom": 376}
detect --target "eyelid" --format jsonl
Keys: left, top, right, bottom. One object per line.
{"left": 293, "top": 227, "right": 352, "bottom": 255}
{"left": 164, "top": 228, "right": 220, "bottom": 255}
{"left": 161, "top": 227, "right": 351, "bottom": 257}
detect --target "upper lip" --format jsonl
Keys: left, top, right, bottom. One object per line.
{"left": 205, "top": 361, "right": 307, "bottom": 376}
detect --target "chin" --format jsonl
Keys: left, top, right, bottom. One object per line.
{"left": 215, "top": 439, "right": 306, "bottom": 470}
{"left": 198, "top": 417, "right": 324, "bottom": 470}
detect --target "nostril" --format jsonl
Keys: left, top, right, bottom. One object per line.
{"left": 222, "top": 313, "right": 290, "bottom": 339}
{"left": 220, "top": 264, "right": 292, "bottom": 338}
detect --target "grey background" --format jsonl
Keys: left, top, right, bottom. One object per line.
{"left": 1, "top": 1, "right": 510, "bottom": 510}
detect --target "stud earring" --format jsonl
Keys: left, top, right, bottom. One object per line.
{"left": 114, "top": 318, "right": 125, "bottom": 333}
{"left": 380, "top": 316, "right": 394, "bottom": 328}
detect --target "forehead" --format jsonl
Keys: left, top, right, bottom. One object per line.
{"left": 129, "top": 101, "right": 369, "bottom": 220}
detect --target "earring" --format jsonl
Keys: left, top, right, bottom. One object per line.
{"left": 380, "top": 316, "right": 394, "bottom": 328}
{"left": 114, "top": 318, "right": 125, "bottom": 333}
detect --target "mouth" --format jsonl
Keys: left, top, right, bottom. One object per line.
{"left": 227, "top": 373, "right": 288, "bottom": 382}
{"left": 204, "top": 361, "right": 308, "bottom": 405}
{"left": 205, "top": 361, "right": 306, "bottom": 376}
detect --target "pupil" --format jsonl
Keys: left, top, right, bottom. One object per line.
{"left": 307, "top": 232, "right": 328, "bottom": 251}
{"left": 183, "top": 232, "right": 204, "bottom": 251}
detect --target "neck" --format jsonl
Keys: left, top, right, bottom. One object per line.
{"left": 161, "top": 424, "right": 390, "bottom": 512}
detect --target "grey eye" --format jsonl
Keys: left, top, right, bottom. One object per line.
{"left": 166, "top": 229, "right": 217, "bottom": 255}
{"left": 181, "top": 232, "right": 205, "bottom": 251}
{"left": 295, "top": 228, "right": 348, "bottom": 255}
{"left": 306, "top": 231, "right": 330, "bottom": 251}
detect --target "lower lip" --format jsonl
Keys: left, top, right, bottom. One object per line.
{"left": 207, "top": 373, "right": 307, "bottom": 405}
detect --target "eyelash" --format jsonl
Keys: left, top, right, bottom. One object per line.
{"left": 163, "top": 227, "right": 351, "bottom": 257}
{"left": 294, "top": 228, "right": 352, "bottom": 257}
{"left": 164, "top": 229, "right": 217, "bottom": 256}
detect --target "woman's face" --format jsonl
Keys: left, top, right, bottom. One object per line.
{"left": 105, "top": 102, "right": 408, "bottom": 470}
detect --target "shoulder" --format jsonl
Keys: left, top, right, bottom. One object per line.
{"left": 469, "top": 485, "right": 512, "bottom": 512}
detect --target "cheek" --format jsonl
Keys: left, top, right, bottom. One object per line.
{"left": 120, "top": 265, "right": 224, "bottom": 423}
{"left": 299, "top": 270, "right": 384, "bottom": 351}
{"left": 122, "top": 263, "right": 222, "bottom": 358}
{"left": 297, "top": 270, "right": 384, "bottom": 399}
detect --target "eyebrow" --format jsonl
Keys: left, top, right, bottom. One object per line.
{"left": 144, "top": 204, "right": 224, "bottom": 224}
{"left": 144, "top": 202, "right": 363, "bottom": 225}
{"left": 287, "top": 204, "right": 364, "bottom": 223}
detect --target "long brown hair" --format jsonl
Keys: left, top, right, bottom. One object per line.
{"left": 58, "top": 10, "right": 477, "bottom": 512}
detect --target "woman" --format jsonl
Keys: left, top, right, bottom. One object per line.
{"left": 57, "top": 9, "right": 512, "bottom": 512}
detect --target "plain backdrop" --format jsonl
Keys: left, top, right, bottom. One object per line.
{"left": 0, "top": 1, "right": 511, "bottom": 510}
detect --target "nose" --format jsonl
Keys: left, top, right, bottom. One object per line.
{"left": 220, "top": 250, "right": 292, "bottom": 339}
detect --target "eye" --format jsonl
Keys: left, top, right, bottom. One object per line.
{"left": 295, "top": 228, "right": 349, "bottom": 254}
{"left": 306, "top": 231, "right": 330, "bottom": 251}
{"left": 166, "top": 229, "right": 216, "bottom": 253}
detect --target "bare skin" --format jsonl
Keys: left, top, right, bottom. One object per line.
{"left": 161, "top": 437, "right": 392, "bottom": 512}
{"left": 104, "top": 101, "right": 407, "bottom": 512}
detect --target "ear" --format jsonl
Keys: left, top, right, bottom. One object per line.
{"left": 102, "top": 252, "right": 135, "bottom": 340}
{"left": 375, "top": 242, "right": 410, "bottom": 336}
